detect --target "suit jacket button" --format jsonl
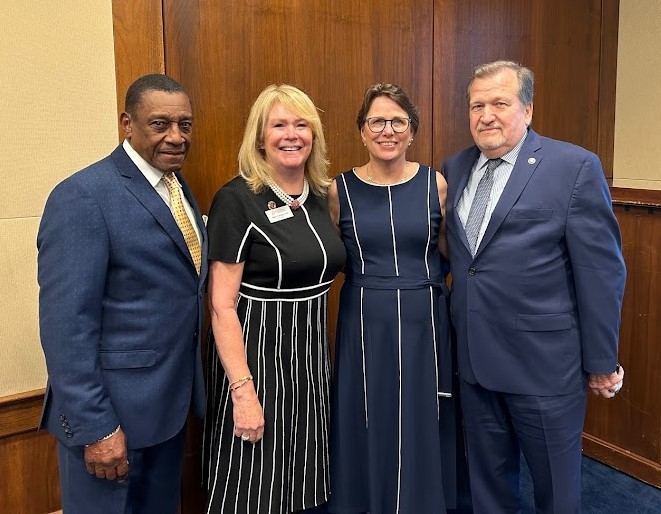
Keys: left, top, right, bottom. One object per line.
{"left": 66, "top": 433, "right": 73, "bottom": 438}
{"left": 468, "top": 268, "right": 477, "bottom": 276}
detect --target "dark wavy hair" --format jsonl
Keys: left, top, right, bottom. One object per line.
{"left": 356, "top": 83, "right": 420, "bottom": 134}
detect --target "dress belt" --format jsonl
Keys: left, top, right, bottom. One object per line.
{"left": 239, "top": 280, "right": 333, "bottom": 301}
{"left": 345, "top": 273, "right": 449, "bottom": 295}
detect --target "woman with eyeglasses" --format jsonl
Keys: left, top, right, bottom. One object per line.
{"left": 327, "top": 84, "right": 454, "bottom": 513}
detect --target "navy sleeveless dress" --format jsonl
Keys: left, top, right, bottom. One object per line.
{"left": 329, "top": 165, "right": 452, "bottom": 514}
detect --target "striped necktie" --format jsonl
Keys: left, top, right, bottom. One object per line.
{"left": 464, "top": 158, "right": 502, "bottom": 256}
{"left": 162, "top": 172, "right": 201, "bottom": 274}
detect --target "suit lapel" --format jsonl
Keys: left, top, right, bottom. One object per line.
{"left": 110, "top": 146, "right": 198, "bottom": 274}
{"left": 475, "top": 130, "right": 543, "bottom": 256}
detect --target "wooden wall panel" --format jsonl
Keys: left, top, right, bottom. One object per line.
{"left": 598, "top": 0, "right": 619, "bottom": 180}
{"left": 583, "top": 189, "right": 661, "bottom": 486}
{"left": 0, "top": 391, "right": 60, "bottom": 514}
{"left": 433, "top": 0, "right": 610, "bottom": 171}
{"left": 163, "top": 0, "right": 435, "bottom": 214}
{"left": 111, "top": 0, "right": 165, "bottom": 126}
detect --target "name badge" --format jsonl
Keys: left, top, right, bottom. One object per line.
{"left": 265, "top": 205, "right": 293, "bottom": 223}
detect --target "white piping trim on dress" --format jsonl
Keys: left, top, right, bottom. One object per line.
{"left": 425, "top": 167, "right": 432, "bottom": 280}
{"left": 388, "top": 187, "right": 399, "bottom": 276}
{"left": 360, "top": 287, "right": 368, "bottom": 428}
{"left": 239, "top": 223, "right": 283, "bottom": 288}
{"left": 290, "top": 302, "right": 300, "bottom": 511}
{"left": 256, "top": 302, "right": 267, "bottom": 512}
{"left": 238, "top": 288, "right": 331, "bottom": 303}
{"left": 430, "top": 286, "right": 440, "bottom": 419}
{"left": 268, "top": 300, "right": 282, "bottom": 511}
{"left": 301, "top": 204, "right": 328, "bottom": 283}
{"left": 241, "top": 279, "right": 334, "bottom": 292}
{"left": 396, "top": 289, "right": 402, "bottom": 514}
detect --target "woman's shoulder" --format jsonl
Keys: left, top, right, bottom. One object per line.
{"left": 209, "top": 176, "right": 258, "bottom": 213}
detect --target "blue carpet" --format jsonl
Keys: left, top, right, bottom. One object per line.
{"left": 519, "top": 455, "right": 661, "bottom": 514}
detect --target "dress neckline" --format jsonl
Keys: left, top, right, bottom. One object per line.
{"left": 351, "top": 163, "right": 421, "bottom": 187}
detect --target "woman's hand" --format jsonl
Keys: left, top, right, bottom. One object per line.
{"left": 231, "top": 383, "right": 265, "bottom": 443}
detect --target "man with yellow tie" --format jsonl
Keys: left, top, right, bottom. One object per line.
{"left": 37, "top": 74, "right": 207, "bottom": 514}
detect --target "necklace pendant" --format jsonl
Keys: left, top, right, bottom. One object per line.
{"left": 290, "top": 200, "right": 300, "bottom": 210}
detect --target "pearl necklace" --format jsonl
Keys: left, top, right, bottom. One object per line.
{"left": 366, "top": 162, "right": 411, "bottom": 185}
{"left": 267, "top": 177, "right": 309, "bottom": 210}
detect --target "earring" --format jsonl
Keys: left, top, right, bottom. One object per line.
{"left": 362, "top": 139, "right": 366, "bottom": 146}
{"left": 408, "top": 138, "right": 413, "bottom": 146}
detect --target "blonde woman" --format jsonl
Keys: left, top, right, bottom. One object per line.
{"left": 203, "top": 84, "right": 345, "bottom": 513}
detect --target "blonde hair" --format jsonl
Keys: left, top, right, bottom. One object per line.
{"left": 238, "top": 84, "right": 330, "bottom": 196}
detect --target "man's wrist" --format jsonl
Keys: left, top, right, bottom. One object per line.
{"left": 85, "top": 425, "right": 121, "bottom": 447}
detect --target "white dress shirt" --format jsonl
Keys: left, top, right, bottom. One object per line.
{"left": 457, "top": 132, "right": 528, "bottom": 251}
{"left": 122, "top": 139, "right": 201, "bottom": 244}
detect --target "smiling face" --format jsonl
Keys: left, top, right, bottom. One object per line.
{"left": 361, "top": 96, "right": 413, "bottom": 164}
{"left": 468, "top": 68, "right": 533, "bottom": 158}
{"left": 120, "top": 90, "right": 193, "bottom": 172}
{"left": 262, "top": 102, "right": 313, "bottom": 176}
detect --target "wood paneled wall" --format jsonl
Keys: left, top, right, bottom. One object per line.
{"left": 583, "top": 188, "right": 661, "bottom": 486}
{"left": 0, "top": 391, "right": 60, "bottom": 514}
{"left": 433, "top": 0, "right": 618, "bottom": 178}
{"left": 162, "top": 0, "right": 435, "bottom": 213}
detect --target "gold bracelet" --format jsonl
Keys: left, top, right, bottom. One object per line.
{"left": 229, "top": 375, "right": 253, "bottom": 391}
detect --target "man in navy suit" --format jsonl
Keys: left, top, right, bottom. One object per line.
{"left": 38, "top": 74, "right": 207, "bottom": 514}
{"left": 442, "top": 61, "right": 626, "bottom": 513}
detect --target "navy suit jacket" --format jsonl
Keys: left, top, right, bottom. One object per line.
{"left": 38, "top": 145, "right": 207, "bottom": 449}
{"left": 442, "top": 130, "right": 626, "bottom": 395}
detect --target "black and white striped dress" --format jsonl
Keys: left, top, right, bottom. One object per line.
{"left": 204, "top": 177, "right": 346, "bottom": 514}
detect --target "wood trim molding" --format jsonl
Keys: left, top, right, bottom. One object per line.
{"left": 610, "top": 187, "right": 661, "bottom": 208}
{"left": 0, "top": 389, "right": 45, "bottom": 439}
{"left": 583, "top": 433, "right": 661, "bottom": 487}
{"left": 597, "top": 0, "right": 619, "bottom": 179}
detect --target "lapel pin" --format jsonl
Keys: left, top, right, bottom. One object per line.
{"left": 528, "top": 157, "right": 536, "bottom": 164}
{"left": 267, "top": 201, "right": 277, "bottom": 210}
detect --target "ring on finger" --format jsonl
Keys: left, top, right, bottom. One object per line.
{"left": 241, "top": 434, "right": 249, "bottom": 441}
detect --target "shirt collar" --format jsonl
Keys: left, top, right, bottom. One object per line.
{"left": 122, "top": 139, "right": 166, "bottom": 187}
{"left": 476, "top": 129, "right": 529, "bottom": 170}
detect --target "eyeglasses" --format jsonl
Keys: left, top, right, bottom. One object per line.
{"left": 364, "top": 117, "right": 411, "bottom": 133}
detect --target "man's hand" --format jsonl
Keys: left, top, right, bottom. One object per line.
{"left": 588, "top": 365, "right": 625, "bottom": 399}
{"left": 84, "top": 428, "right": 129, "bottom": 481}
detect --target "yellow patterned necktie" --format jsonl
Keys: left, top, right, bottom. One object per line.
{"left": 162, "top": 172, "right": 201, "bottom": 274}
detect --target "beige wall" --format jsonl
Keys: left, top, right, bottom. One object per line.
{"left": 613, "top": 0, "right": 661, "bottom": 190}
{"left": 0, "top": 1, "right": 117, "bottom": 396}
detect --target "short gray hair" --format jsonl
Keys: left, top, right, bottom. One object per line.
{"left": 467, "top": 60, "right": 534, "bottom": 106}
